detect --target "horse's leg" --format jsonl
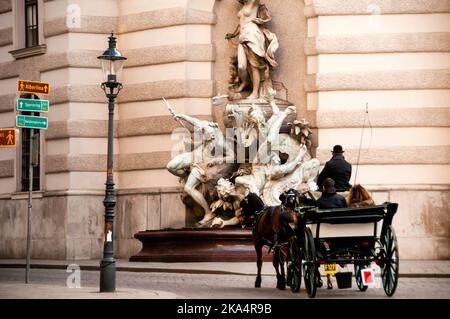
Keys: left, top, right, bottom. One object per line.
{"left": 278, "top": 247, "right": 286, "bottom": 290}
{"left": 272, "top": 247, "right": 279, "bottom": 288}
{"left": 255, "top": 240, "right": 263, "bottom": 288}
{"left": 273, "top": 247, "right": 285, "bottom": 290}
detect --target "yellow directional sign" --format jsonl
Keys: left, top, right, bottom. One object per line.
{"left": 17, "top": 79, "right": 50, "bottom": 95}
{"left": 0, "top": 128, "right": 16, "bottom": 148}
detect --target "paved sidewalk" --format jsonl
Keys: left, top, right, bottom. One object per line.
{"left": 1, "top": 259, "right": 449, "bottom": 277}
{"left": 0, "top": 283, "right": 178, "bottom": 299}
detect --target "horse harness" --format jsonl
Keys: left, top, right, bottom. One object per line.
{"left": 252, "top": 206, "right": 294, "bottom": 252}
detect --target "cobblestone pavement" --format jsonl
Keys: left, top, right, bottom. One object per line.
{"left": 1, "top": 268, "right": 449, "bottom": 299}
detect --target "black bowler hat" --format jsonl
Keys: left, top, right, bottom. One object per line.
{"left": 332, "top": 145, "right": 344, "bottom": 153}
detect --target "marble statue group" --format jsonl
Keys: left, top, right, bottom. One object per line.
{"left": 166, "top": 1, "right": 321, "bottom": 228}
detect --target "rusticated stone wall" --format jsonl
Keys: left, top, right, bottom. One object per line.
{"left": 304, "top": 0, "right": 450, "bottom": 259}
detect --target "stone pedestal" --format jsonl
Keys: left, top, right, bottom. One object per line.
{"left": 130, "top": 228, "right": 271, "bottom": 262}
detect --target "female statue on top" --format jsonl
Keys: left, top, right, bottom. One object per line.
{"left": 226, "top": 0, "right": 279, "bottom": 100}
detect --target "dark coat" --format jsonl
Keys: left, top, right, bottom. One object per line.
{"left": 317, "top": 154, "right": 352, "bottom": 192}
{"left": 317, "top": 190, "right": 347, "bottom": 209}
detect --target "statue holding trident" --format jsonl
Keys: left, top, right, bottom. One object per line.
{"left": 164, "top": 99, "right": 236, "bottom": 226}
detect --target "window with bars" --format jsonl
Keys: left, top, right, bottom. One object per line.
{"left": 25, "top": 0, "right": 39, "bottom": 48}
{"left": 20, "top": 94, "right": 40, "bottom": 192}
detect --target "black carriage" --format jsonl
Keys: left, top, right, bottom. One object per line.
{"left": 287, "top": 202, "right": 399, "bottom": 298}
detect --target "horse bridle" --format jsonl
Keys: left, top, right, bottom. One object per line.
{"left": 283, "top": 190, "right": 300, "bottom": 210}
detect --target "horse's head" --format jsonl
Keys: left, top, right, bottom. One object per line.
{"left": 279, "top": 190, "right": 300, "bottom": 235}
{"left": 279, "top": 188, "right": 301, "bottom": 210}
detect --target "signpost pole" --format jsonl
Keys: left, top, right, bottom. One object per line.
{"left": 16, "top": 82, "right": 50, "bottom": 284}
{"left": 25, "top": 127, "right": 33, "bottom": 284}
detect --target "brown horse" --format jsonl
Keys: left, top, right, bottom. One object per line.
{"left": 240, "top": 190, "right": 299, "bottom": 290}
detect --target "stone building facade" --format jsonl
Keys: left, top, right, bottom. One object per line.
{"left": 0, "top": 0, "right": 448, "bottom": 260}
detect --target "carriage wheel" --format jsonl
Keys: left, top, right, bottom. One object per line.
{"left": 354, "top": 263, "right": 368, "bottom": 292}
{"left": 380, "top": 226, "right": 399, "bottom": 297}
{"left": 287, "top": 237, "right": 301, "bottom": 293}
{"left": 302, "top": 227, "right": 317, "bottom": 298}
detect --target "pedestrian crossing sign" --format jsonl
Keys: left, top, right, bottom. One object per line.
{"left": 0, "top": 128, "right": 16, "bottom": 147}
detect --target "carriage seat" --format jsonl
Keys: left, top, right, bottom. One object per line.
{"left": 303, "top": 203, "right": 398, "bottom": 225}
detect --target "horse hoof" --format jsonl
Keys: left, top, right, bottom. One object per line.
{"left": 255, "top": 282, "right": 261, "bottom": 288}
{"left": 276, "top": 280, "right": 286, "bottom": 290}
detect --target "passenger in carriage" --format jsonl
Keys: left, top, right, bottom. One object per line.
{"left": 317, "top": 178, "right": 347, "bottom": 209}
{"left": 316, "top": 178, "right": 347, "bottom": 289}
{"left": 346, "top": 184, "right": 375, "bottom": 207}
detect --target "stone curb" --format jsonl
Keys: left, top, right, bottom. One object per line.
{"left": 1, "top": 262, "right": 449, "bottom": 278}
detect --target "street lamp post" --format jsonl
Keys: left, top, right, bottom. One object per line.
{"left": 97, "top": 32, "right": 126, "bottom": 293}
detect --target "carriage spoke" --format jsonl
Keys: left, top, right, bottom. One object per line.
{"left": 384, "top": 268, "right": 390, "bottom": 284}
{"left": 382, "top": 265, "right": 388, "bottom": 277}
{"left": 390, "top": 263, "right": 397, "bottom": 272}
{"left": 389, "top": 269, "right": 396, "bottom": 284}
